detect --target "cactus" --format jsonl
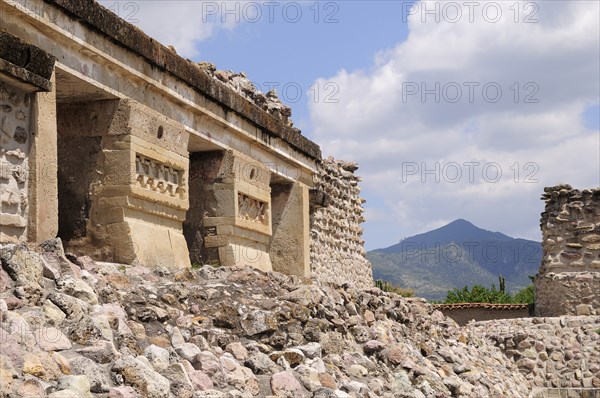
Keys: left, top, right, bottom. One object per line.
{"left": 499, "top": 274, "right": 506, "bottom": 294}
{"left": 374, "top": 279, "right": 414, "bottom": 297}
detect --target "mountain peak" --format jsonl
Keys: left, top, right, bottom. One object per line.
{"left": 379, "top": 219, "right": 512, "bottom": 253}
{"left": 429, "top": 219, "right": 490, "bottom": 237}
{"left": 368, "top": 219, "right": 542, "bottom": 300}
{"left": 448, "top": 218, "right": 474, "bottom": 226}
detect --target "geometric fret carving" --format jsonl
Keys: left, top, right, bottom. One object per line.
{"left": 135, "top": 154, "right": 185, "bottom": 198}
{"left": 238, "top": 192, "right": 268, "bottom": 225}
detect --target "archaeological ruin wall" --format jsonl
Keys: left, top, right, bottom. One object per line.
{"left": 185, "top": 150, "right": 273, "bottom": 272}
{"left": 309, "top": 157, "right": 374, "bottom": 289}
{"left": 535, "top": 185, "right": 600, "bottom": 316}
{"left": 0, "top": 29, "right": 57, "bottom": 245}
{"left": 0, "top": 0, "right": 317, "bottom": 276}
{"left": 1, "top": 82, "right": 31, "bottom": 241}
{"left": 467, "top": 315, "right": 600, "bottom": 391}
{"left": 56, "top": 99, "right": 191, "bottom": 269}
{"left": 1, "top": 0, "right": 374, "bottom": 286}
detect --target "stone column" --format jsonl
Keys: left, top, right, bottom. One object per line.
{"left": 1, "top": 30, "right": 56, "bottom": 243}
{"left": 28, "top": 71, "right": 58, "bottom": 242}
{"left": 1, "top": 80, "right": 33, "bottom": 242}
{"left": 185, "top": 150, "right": 273, "bottom": 272}
{"left": 57, "top": 99, "right": 191, "bottom": 269}
{"left": 270, "top": 181, "right": 310, "bottom": 278}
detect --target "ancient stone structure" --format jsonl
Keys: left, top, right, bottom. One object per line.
{"left": 535, "top": 185, "right": 600, "bottom": 316}
{"left": 55, "top": 99, "right": 192, "bottom": 269}
{"left": 0, "top": 0, "right": 374, "bottom": 286}
{"left": 185, "top": 150, "right": 274, "bottom": 272}
{"left": 309, "top": 157, "right": 373, "bottom": 288}
{"left": 467, "top": 315, "right": 600, "bottom": 391}
{"left": 0, "top": 83, "right": 31, "bottom": 239}
{"left": 0, "top": 28, "right": 57, "bottom": 246}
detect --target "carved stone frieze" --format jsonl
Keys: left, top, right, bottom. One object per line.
{"left": 237, "top": 192, "right": 268, "bottom": 225}
{"left": 0, "top": 82, "right": 31, "bottom": 238}
{"left": 135, "top": 154, "right": 185, "bottom": 199}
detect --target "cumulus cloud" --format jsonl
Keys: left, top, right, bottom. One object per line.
{"left": 309, "top": 0, "right": 600, "bottom": 248}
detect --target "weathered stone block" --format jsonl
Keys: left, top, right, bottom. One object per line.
{"left": 575, "top": 304, "right": 592, "bottom": 316}
{"left": 0, "top": 82, "right": 32, "bottom": 242}
{"left": 536, "top": 186, "right": 600, "bottom": 316}
{"left": 271, "top": 181, "right": 310, "bottom": 278}
{"left": 58, "top": 99, "right": 191, "bottom": 269}
{"left": 184, "top": 150, "right": 273, "bottom": 271}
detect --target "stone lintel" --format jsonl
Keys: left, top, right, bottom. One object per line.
{"left": 0, "top": 29, "right": 56, "bottom": 91}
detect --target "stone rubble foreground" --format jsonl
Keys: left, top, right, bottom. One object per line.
{"left": 0, "top": 239, "right": 545, "bottom": 398}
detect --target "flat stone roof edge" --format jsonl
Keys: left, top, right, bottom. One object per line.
{"left": 0, "top": 29, "right": 56, "bottom": 90}
{"left": 41, "top": 0, "right": 322, "bottom": 160}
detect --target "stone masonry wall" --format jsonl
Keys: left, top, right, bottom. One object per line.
{"left": 467, "top": 316, "right": 600, "bottom": 391}
{"left": 0, "top": 82, "right": 31, "bottom": 243}
{"left": 535, "top": 185, "right": 600, "bottom": 316}
{"left": 310, "top": 157, "right": 373, "bottom": 289}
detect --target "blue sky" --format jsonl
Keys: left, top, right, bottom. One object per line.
{"left": 101, "top": 0, "right": 600, "bottom": 250}
{"left": 192, "top": 1, "right": 412, "bottom": 132}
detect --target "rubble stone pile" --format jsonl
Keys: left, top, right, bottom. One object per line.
{"left": 195, "top": 62, "right": 294, "bottom": 128}
{"left": 0, "top": 241, "right": 531, "bottom": 397}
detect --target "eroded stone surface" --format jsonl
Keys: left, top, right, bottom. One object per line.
{"left": 0, "top": 243, "right": 535, "bottom": 397}
{"left": 310, "top": 158, "right": 373, "bottom": 289}
{"left": 0, "top": 82, "right": 32, "bottom": 243}
{"left": 536, "top": 185, "right": 600, "bottom": 316}
{"left": 469, "top": 316, "right": 600, "bottom": 390}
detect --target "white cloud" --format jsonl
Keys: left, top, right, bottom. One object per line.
{"left": 310, "top": 0, "right": 600, "bottom": 248}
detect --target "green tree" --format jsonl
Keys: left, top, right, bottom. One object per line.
{"left": 513, "top": 285, "right": 535, "bottom": 304}
{"left": 443, "top": 283, "right": 512, "bottom": 304}
{"left": 442, "top": 275, "right": 535, "bottom": 304}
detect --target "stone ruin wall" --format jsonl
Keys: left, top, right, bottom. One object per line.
{"left": 184, "top": 150, "right": 273, "bottom": 273}
{"left": 1, "top": 0, "right": 370, "bottom": 286}
{"left": 535, "top": 185, "right": 600, "bottom": 316}
{"left": 309, "top": 157, "right": 374, "bottom": 289}
{"left": 0, "top": 82, "right": 31, "bottom": 242}
{"left": 467, "top": 316, "right": 600, "bottom": 391}
{"left": 0, "top": 0, "right": 318, "bottom": 278}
